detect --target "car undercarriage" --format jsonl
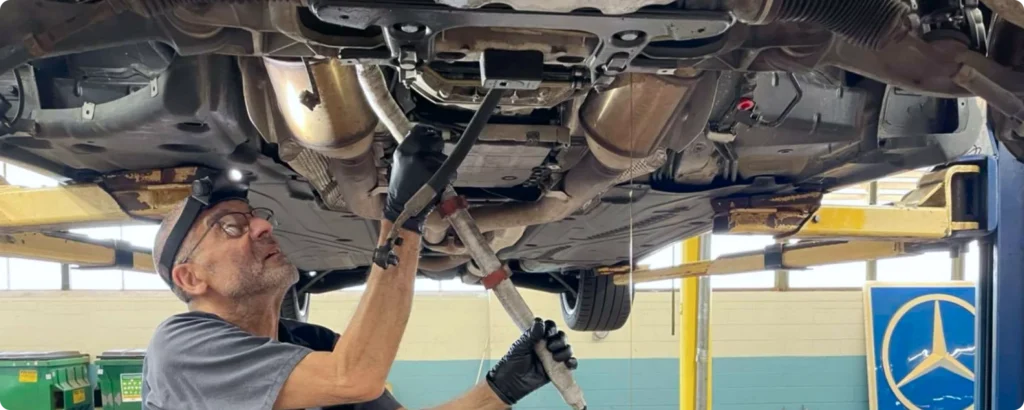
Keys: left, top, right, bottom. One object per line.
{"left": 2, "top": 0, "right": 1023, "bottom": 330}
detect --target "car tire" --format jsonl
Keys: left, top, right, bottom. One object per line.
{"left": 281, "top": 286, "right": 311, "bottom": 323}
{"left": 560, "top": 270, "right": 631, "bottom": 331}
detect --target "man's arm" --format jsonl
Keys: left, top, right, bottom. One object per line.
{"left": 275, "top": 125, "right": 448, "bottom": 410}
{"left": 421, "top": 383, "right": 508, "bottom": 410}
{"left": 274, "top": 223, "right": 420, "bottom": 409}
{"left": 406, "top": 319, "right": 578, "bottom": 410}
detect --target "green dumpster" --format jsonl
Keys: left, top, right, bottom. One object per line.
{"left": 0, "top": 351, "right": 94, "bottom": 410}
{"left": 95, "top": 350, "right": 145, "bottom": 410}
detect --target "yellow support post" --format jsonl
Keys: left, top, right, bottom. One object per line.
{"left": 680, "top": 237, "right": 699, "bottom": 410}
{"left": 680, "top": 235, "right": 712, "bottom": 410}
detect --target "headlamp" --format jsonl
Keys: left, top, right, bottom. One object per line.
{"left": 156, "top": 170, "right": 249, "bottom": 283}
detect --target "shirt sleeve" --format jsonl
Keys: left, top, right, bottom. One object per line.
{"left": 143, "top": 312, "right": 312, "bottom": 410}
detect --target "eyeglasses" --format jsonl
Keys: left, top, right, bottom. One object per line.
{"left": 177, "top": 207, "right": 276, "bottom": 265}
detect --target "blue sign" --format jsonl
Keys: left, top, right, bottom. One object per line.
{"left": 865, "top": 283, "right": 976, "bottom": 410}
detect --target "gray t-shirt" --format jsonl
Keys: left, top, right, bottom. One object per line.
{"left": 142, "top": 311, "right": 402, "bottom": 410}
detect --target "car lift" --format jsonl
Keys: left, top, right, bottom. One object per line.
{"left": 0, "top": 147, "right": 1020, "bottom": 408}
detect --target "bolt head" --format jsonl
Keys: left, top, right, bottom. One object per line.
{"left": 400, "top": 24, "right": 421, "bottom": 33}
{"left": 616, "top": 31, "right": 641, "bottom": 42}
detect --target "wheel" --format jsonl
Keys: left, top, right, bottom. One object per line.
{"left": 281, "top": 286, "right": 311, "bottom": 322}
{"left": 559, "top": 269, "right": 631, "bottom": 331}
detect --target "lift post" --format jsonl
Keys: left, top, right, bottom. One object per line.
{"left": 982, "top": 143, "right": 1023, "bottom": 409}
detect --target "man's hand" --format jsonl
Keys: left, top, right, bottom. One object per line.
{"left": 486, "top": 318, "right": 578, "bottom": 405}
{"left": 384, "top": 125, "right": 449, "bottom": 233}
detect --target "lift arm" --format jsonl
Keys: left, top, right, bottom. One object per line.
{"left": 0, "top": 232, "right": 154, "bottom": 272}
{"left": 613, "top": 157, "right": 995, "bottom": 285}
{"left": 0, "top": 167, "right": 196, "bottom": 233}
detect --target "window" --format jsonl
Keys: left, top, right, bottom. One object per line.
{"left": 789, "top": 262, "right": 866, "bottom": 288}
{"left": 63, "top": 225, "right": 163, "bottom": 290}
{"left": 710, "top": 235, "right": 775, "bottom": 289}
{"left": 876, "top": 251, "right": 953, "bottom": 282}
{"left": 440, "top": 278, "right": 484, "bottom": 292}
{"left": 8, "top": 258, "right": 61, "bottom": 290}
{"left": 124, "top": 270, "right": 168, "bottom": 290}
{"left": 965, "top": 240, "right": 979, "bottom": 283}
{"left": 0, "top": 258, "right": 8, "bottom": 290}
{"left": 635, "top": 243, "right": 681, "bottom": 290}
{"left": 4, "top": 163, "right": 59, "bottom": 188}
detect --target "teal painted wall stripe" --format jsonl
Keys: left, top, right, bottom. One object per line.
{"left": 387, "top": 356, "right": 867, "bottom": 410}
{"left": 713, "top": 356, "right": 868, "bottom": 410}
{"left": 388, "top": 359, "right": 680, "bottom": 410}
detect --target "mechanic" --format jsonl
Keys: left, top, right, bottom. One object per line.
{"left": 141, "top": 125, "right": 578, "bottom": 410}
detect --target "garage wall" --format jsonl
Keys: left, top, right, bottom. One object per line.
{"left": 0, "top": 290, "right": 870, "bottom": 410}
{"left": 0, "top": 289, "right": 682, "bottom": 409}
{"left": 710, "top": 292, "right": 867, "bottom": 410}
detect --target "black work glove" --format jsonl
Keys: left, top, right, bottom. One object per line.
{"left": 384, "top": 125, "right": 449, "bottom": 233}
{"left": 486, "top": 318, "right": 578, "bottom": 405}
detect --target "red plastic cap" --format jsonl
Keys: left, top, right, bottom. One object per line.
{"left": 736, "top": 97, "right": 755, "bottom": 111}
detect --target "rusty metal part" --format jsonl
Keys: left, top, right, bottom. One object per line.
{"left": 409, "top": 67, "right": 582, "bottom": 112}
{"left": 423, "top": 226, "right": 526, "bottom": 256}
{"left": 715, "top": 164, "right": 984, "bottom": 239}
{"left": 579, "top": 73, "right": 704, "bottom": 169}
{"left": 435, "top": 0, "right": 674, "bottom": 14}
{"left": 0, "top": 168, "right": 195, "bottom": 233}
{"left": 263, "top": 57, "right": 378, "bottom": 159}
{"left": 328, "top": 152, "right": 384, "bottom": 219}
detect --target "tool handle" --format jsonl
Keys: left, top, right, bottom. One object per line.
{"left": 490, "top": 280, "right": 587, "bottom": 410}
{"left": 442, "top": 189, "right": 586, "bottom": 410}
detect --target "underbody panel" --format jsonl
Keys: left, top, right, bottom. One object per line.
{"left": 0, "top": 0, "right": 1011, "bottom": 285}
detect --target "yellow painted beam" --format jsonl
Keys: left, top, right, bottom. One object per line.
{"left": 724, "top": 206, "right": 972, "bottom": 239}
{"left": 616, "top": 241, "right": 910, "bottom": 285}
{"left": 0, "top": 168, "right": 195, "bottom": 233}
{"left": 0, "top": 185, "right": 134, "bottom": 231}
{"left": 716, "top": 164, "right": 983, "bottom": 240}
{"left": 0, "top": 233, "right": 154, "bottom": 272}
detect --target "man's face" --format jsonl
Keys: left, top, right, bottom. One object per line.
{"left": 183, "top": 200, "right": 297, "bottom": 300}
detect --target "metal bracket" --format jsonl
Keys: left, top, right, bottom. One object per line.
{"left": 0, "top": 167, "right": 200, "bottom": 233}
{"left": 81, "top": 102, "right": 95, "bottom": 120}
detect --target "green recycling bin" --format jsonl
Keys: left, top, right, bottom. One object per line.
{"left": 95, "top": 350, "right": 146, "bottom": 410}
{"left": 0, "top": 351, "right": 94, "bottom": 410}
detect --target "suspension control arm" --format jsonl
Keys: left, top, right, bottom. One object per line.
{"left": 438, "top": 187, "right": 587, "bottom": 410}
